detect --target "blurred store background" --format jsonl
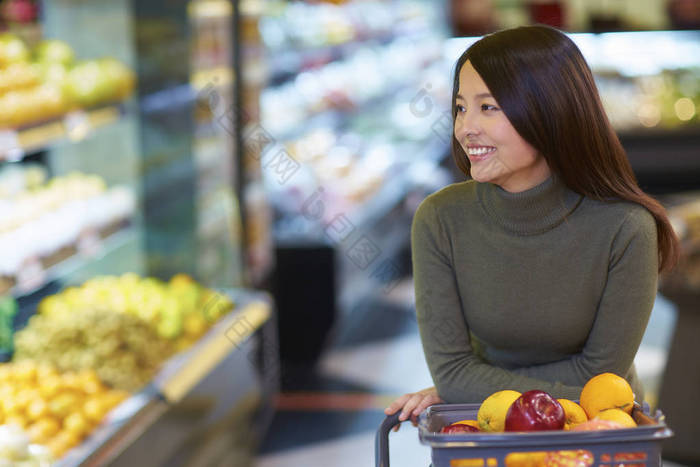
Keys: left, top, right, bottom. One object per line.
{"left": 0, "top": 0, "right": 697, "bottom": 466}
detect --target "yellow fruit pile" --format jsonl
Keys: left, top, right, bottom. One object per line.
{"left": 36, "top": 273, "right": 234, "bottom": 349}
{"left": 0, "top": 34, "right": 135, "bottom": 128}
{"left": 0, "top": 361, "right": 129, "bottom": 458}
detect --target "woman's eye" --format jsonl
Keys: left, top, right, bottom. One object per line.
{"left": 455, "top": 104, "right": 466, "bottom": 113}
{"left": 481, "top": 104, "right": 499, "bottom": 111}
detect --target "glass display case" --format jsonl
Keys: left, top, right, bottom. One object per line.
{"left": 247, "top": 0, "right": 455, "bottom": 375}
{"left": 0, "top": 0, "right": 275, "bottom": 465}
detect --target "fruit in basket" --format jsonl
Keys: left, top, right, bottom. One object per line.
{"left": 542, "top": 450, "right": 594, "bottom": 467}
{"left": 579, "top": 373, "right": 634, "bottom": 419}
{"left": 593, "top": 408, "right": 636, "bottom": 428}
{"left": 440, "top": 422, "right": 480, "bottom": 434}
{"left": 557, "top": 399, "right": 587, "bottom": 430}
{"left": 504, "top": 390, "right": 565, "bottom": 432}
{"left": 570, "top": 419, "right": 624, "bottom": 431}
{"left": 477, "top": 390, "right": 521, "bottom": 432}
{"left": 452, "top": 419, "right": 480, "bottom": 430}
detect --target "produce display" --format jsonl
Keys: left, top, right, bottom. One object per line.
{"left": 14, "top": 307, "right": 172, "bottom": 392}
{"left": 0, "top": 169, "right": 136, "bottom": 295}
{"left": 0, "top": 361, "right": 128, "bottom": 460}
{"left": 0, "top": 424, "right": 52, "bottom": 467}
{"left": 13, "top": 273, "right": 234, "bottom": 390}
{"left": 0, "top": 34, "right": 135, "bottom": 128}
{"left": 35, "top": 273, "right": 233, "bottom": 346}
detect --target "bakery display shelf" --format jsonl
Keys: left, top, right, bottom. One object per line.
{"left": 272, "top": 136, "right": 448, "bottom": 246}
{"left": 53, "top": 289, "right": 272, "bottom": 467}
{"left": 0, "top": 104, "right": 127, "bottom": 162}
{"left": 269, "top": 89, "right": 393, "bottom": 146}
{"left": 6, "top": 223, "right": 137, "bottom": 300}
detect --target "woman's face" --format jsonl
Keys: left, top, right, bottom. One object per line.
{"left": 454, "top": 60, "right": 551, "bottom": 193}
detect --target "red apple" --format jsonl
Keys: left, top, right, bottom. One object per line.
{"left": 440, "top": 423, "right": 480, "bottom": 434}
{"left": 504, "top": 390, "right": 565, "bottom": 431}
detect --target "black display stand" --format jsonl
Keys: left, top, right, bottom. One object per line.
{"left": 273, "top": 244, "right": 337, "bottom": 388}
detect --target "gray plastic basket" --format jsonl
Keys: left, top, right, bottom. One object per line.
{"left": 375, "top": 403, "right": 672, "bottom": 467}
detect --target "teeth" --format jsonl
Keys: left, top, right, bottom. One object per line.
{"left": 468, "top": 147, "right": 495, "bottom": 155}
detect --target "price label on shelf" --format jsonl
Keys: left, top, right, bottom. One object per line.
{"left": 0, "top": 130, "right": 24, "bottom": 161}
{"left": 15, "top": 257, "right": 46, "bottom": 294}
{"left": 64, "top": 111, "right": 92, "bottom": 142}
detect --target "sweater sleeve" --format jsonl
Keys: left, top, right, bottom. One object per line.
{"left": 512, "top": 206, "right": 658, "bottom": 393}
{"left": 412, "top": 198, "right": 583, "bottom": 403}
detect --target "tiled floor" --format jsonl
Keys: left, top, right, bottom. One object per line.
{"left": 254, "top": 283, "right": 688, "bottom": 467}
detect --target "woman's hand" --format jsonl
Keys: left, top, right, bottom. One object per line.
{"left": 384, "top": 386, "right": 443, "bottom": 431}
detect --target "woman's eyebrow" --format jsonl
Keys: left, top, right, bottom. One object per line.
{"left": 456, "top": 92, "right": 493, "bottom": 100}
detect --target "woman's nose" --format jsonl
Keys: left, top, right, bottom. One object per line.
{"left": 455, "top": 115, "right": 479, "bottom": 140}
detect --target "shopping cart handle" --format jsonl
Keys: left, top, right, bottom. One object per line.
{"left": 375, "top": 411, "right": 402, "bottom": 467}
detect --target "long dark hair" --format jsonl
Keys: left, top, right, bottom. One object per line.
{"left": 451, "top": 25, "right": 680, "bottom": 273}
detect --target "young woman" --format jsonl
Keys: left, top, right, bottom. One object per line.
{"left": 385, "top": 25, "right": 680, "bottom": 428}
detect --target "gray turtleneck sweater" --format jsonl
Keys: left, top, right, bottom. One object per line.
{"left": 412, "top": 175, "right": 658, "bottom": 404}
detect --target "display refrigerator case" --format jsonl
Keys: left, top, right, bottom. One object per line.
{"left": 248, "top": 0, "right": 455, "bottom": 372}
{"left": 0, "top": 0, "right": 277, "bottom": 465}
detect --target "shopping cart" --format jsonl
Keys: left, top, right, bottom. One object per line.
{"left": 375, "top": 402, "right": 672, "bottom": 467}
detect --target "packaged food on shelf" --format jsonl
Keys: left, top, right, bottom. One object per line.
{"left": 0, "top": 361, "right": 128, "bottom": 459}
{"left": 0, "top": 34, "right": 135, "bottom": 129}
{"left": 0, "top": 170, "right": 136, "bottom": 296}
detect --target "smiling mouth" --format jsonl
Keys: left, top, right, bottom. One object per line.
{"left": 466, "top": 146, "right": 496, "bottom": 161}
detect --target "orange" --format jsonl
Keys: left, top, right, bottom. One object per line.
{"left": 579, "top": 373, "right": 634, "bottom": 419}
{"left": 557, "top": 399, "right": 588, "bottom": 430}
{"left": 453, "top": 419, "right": 481, "bottom": 430}
{"left": 594, "top": 408, "right": 637, "bottom": 428}
{"left": 477, "top": 390, "right": 521, "bottom": 432}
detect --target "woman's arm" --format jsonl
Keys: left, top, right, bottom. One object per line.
{"left": 412, "top": 199, "right": 583, "bottom": 403}
{"left": 512, "top": 207, "right": 658, "bottom": 387}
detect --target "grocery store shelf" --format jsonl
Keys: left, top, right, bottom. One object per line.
{"left": 272, "top": 136, "right": 449, "bottom": 246}
{"left": 55, "top": 289, "right": 273, "bottom": 467}
{"left": 8, "top": 223, "right": 138, "bottom": 300}
{"left": 0, "top": 104, "right": 126, "bottom": 162}
{"left": 154, "top": 295, "right": 272, "bottom": 403}
{"left": 347, "top": 137, "right": 448, "bottom": 233}
{"left": 267, "top": 32, "right": 397, "bottom": 85}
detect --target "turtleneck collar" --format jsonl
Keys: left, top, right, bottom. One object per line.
{"left": 476, "top": 174, "right": 584, "bottom": 236}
